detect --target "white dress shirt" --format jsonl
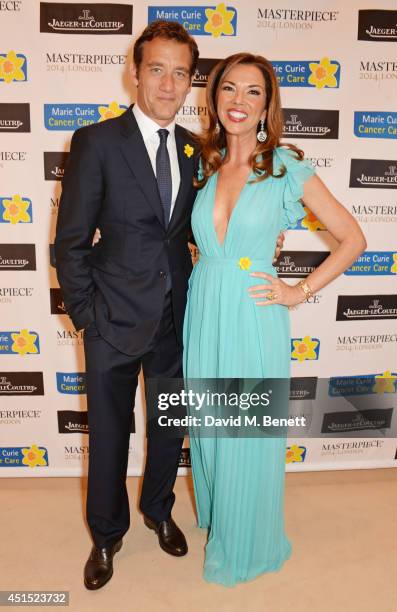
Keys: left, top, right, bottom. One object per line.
{"left": 132, "top": 103, "right": 181, "bottom": 220}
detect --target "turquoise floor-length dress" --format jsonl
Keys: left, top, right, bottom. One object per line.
{"left": 183, "top": 146, "right": 315, "bottom": 587}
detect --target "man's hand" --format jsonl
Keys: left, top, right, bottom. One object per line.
{"left": 272, "top": 231, "right": 285, "bottom": 264}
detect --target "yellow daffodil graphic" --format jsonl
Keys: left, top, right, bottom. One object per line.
{"left": 390, "top": 253, "right": 397, "bottom": 274}
{"left": 11, "top": 329, "right": 38, "bottom": 356}
{"left": 238, "top": 257, "right": 252, "bottom": 270}
{"left": 372, "top": 371, "right": 396, "bottom": 394}
{"left": 286, "top": 444, "right": 305, "bottom": 464}
{"left": 2, "top": 195, "right": 31, "bottom": 224}
{"left": 21, "top": 444, "right": 47, "bottom": 468}
{"left": 204, "top": 3, "right": 235, "bottom": 37}
{"left": 291, "top": 336, "right": 319, "bottom": 362}
{"left": 98, "top": 101, "right": 124, "bottom": 122}
{"left": 0, "top": 51, "right": 26, "bottom": 84}
{"left": 184, "top": 144, "right": 194, "bottom": 158}
{"left": 301, "top": 205, "right": 325, "bottom": 232}
{"left": 308, "top": 57, "right": 339, "bottom": 89}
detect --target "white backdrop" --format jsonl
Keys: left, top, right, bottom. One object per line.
{"left": 0, "top": 0, "right": 396, "bottom": 476}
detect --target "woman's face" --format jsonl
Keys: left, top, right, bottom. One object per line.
{"left": 216, "top": 63, "right": 267, "bottom": 139}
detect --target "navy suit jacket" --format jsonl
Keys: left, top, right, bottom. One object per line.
{"left": 54, "top": 104, "right": 197, "bottom": 356}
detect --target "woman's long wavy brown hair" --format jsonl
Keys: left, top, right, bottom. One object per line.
{"left": 193, "top": 52, "right": 303, "bottom": 189}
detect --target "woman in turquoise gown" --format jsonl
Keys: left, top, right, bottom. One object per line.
{"left": 183, "top": 53, "right": 366, "bottom": 586}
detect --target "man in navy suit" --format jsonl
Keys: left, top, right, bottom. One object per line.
{"left": 55, "top": 21, "right": 198, "bottom": 590}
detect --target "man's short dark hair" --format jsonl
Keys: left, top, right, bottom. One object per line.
{"left": 133, "top": 20, "right": 199, "bottom": 77}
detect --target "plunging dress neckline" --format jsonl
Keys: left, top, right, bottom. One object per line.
{"left": 211, "top": 169, "right": 252, "bottom": 249}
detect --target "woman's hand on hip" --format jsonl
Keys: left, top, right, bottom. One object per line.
{"left": 248, "top": 272, "right": 304, "bottom": 308}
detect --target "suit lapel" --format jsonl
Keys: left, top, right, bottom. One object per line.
{"left": 119, "top": 106, "right": 164, "bottom": 227}
{"left": 168, "top": 124, "right": 195, "bottom": 232}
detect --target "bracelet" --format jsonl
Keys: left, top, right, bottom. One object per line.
{"left": 297, "top": 279, "right": 314, "bottom": 301}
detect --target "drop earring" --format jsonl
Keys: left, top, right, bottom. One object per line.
{"left": 215, "top": 121, "right": 220, "bottom": 134}
{"left": 257, "top": 118, "right": 267, "bottom": 142}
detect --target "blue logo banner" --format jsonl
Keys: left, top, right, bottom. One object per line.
{"left": 0, "top": 446, "right": 48, "bottom": 467}
{"left": 0, "top": 331, "right": 40, "bottom": 355}
{"left": 272, "top": 59, "right": 340, "bottom": 88}
{"left": 44, "top": 103, "right": 128, "bottom": 131}
{"left": 56, "top": 372, "right": 86, "bottom": 394}
{"left": 345, "top": 251, "right": 397, "bottom": 275}
{"left": 354, "top": 112, "right": 397, "bottom": 139}
{"left": 148, "top": 5, "right": 237, "bottom": 37}
{"left": 329, "top": 374, "right": 396, "bottom": 396}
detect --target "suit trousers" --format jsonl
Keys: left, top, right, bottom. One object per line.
{"left": 83, "top": 292, "right": 184, "bottom": 548}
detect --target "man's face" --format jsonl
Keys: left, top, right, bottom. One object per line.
{"left": 132, "top": 37, "right": 192, "bottom": 126}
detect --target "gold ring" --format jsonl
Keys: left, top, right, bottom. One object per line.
{"left": 267, "top": 292, "right": 274, "bottom": 300}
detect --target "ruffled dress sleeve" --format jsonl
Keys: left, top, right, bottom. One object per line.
{"left": 274, "top": 146, "right": 316, "bottom": 231}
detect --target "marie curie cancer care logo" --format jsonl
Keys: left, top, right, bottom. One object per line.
{"left": 291, "top": 336, "right": 320, "bottom": 361}
{"left": 0, "top": 330, "right": 40, "bottom": 355}
{"left": 148, "top": 3, "right": 237, "bottom": 37}
{"left": 44, "top": 102, "right": 127, "bottom": 130}
{"left": 345, "top": 252, "right": 397, "bottom": 275}
{"left": 0, "top": 51, "right": 27, "bottom": 83}
{"left": 272, "top": 57, "right": 340, "bottom": 88}
{"left": 56, "top": 372, "right": 86, "bottom": 394}
{"left": 0, "top": 195, "right": 32, "bottom": 224}
{"left": 329, "top": 371, "right": 396, "bottom": 397}
{"left": 286, "top": 444, "right": 307, "bottom": 463}
{"left": 295, "top": 205, "right": 326, "bottom": 231}
{"left": 0, "top": 445, "right": 48, "bottom": 468}
{"left": 354, "top": 112, "right": 397, "bottom": 139}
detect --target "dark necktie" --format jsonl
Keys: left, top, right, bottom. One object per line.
{"left": 156, "top": 128, "right": 172, "bottom": 228}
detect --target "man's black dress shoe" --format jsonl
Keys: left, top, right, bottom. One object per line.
{"left": 144, "top": 516, "right": 188, "bottom": 557}
{"left": 84, "top": 539, "right": 122, "bottom": 590}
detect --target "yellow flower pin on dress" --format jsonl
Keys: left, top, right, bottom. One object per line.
{"left": 308, "top": 57, "right": 339, "bottom": 89}
{"left": 184, "top": 144, "right": 194, "bottom": 158}
{"left": 238, "top": 257, "right": 252, "bottom": 270}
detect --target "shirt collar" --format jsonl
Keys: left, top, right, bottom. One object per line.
{"left": 132, "top": 103, "right": 176, "bottom": 141}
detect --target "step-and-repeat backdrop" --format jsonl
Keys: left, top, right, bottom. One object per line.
{"left": 1, "top": 0, "right": 396, "bottom": 476}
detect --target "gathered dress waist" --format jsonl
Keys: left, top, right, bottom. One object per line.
{"left": 198, "top": 254, "right": 275, "bottom": 272}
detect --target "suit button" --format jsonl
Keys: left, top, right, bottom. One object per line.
{"left": 159, "top": 270, "right": 167, "bottom": 279}
{"left": 165, "top": 239, "right": 170, "bottom": 246}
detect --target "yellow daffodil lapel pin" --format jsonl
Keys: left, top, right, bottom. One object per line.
{"left": 184, "top": 144, "right": 194, "bottom": 158}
